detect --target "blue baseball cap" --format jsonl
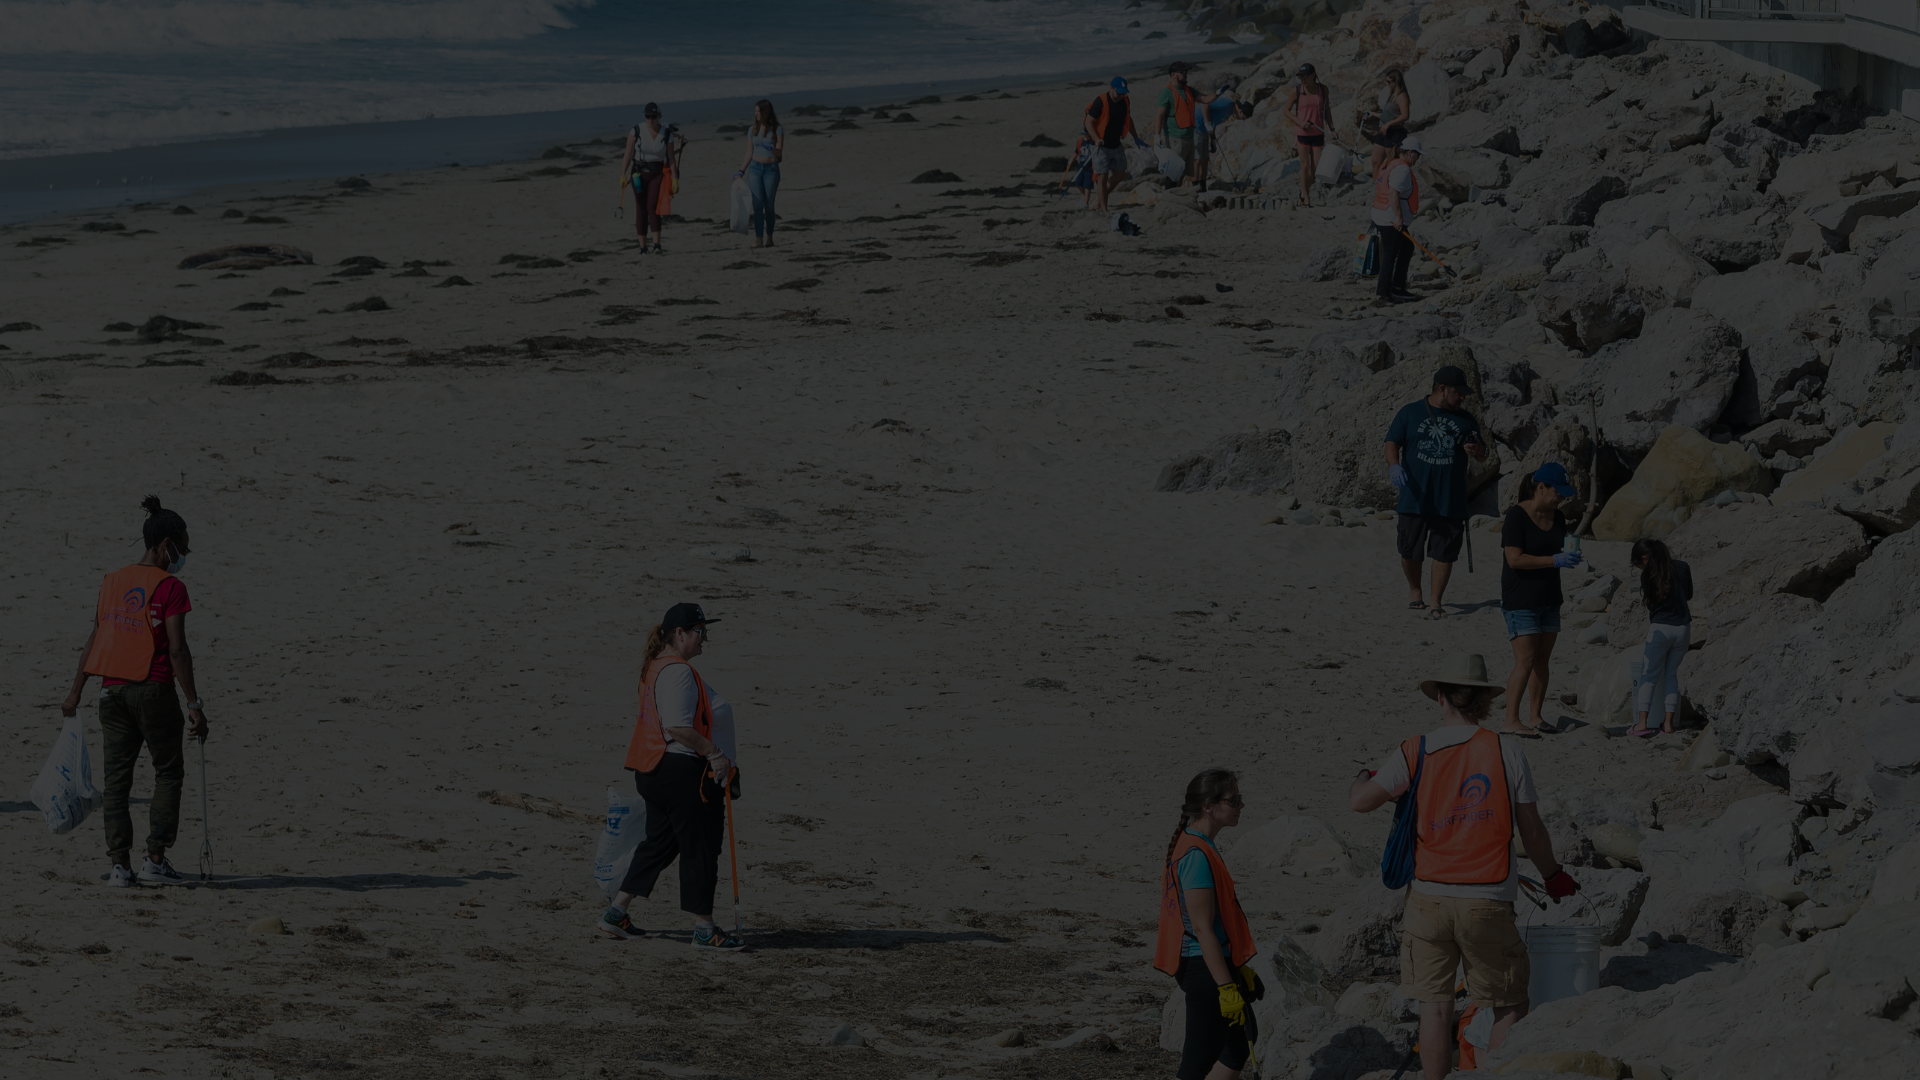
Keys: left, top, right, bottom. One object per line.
{"left": 1111, "top": 76, "right": 1129, "bottom": 93}
{"left": 1533, "top": 462, "right": 1577, "bottom": 498}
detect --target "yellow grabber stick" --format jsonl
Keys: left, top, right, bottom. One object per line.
{"left": 616, "top": 172, "right": 630, "bottom": 217}
{"left": 1399, "top": 228, "right": 1458, "bottom": 278}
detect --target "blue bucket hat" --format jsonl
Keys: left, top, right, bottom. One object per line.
{"left": 1111, "top": 76, "right": 1129, "bottom": 93}
{"left": 1533, "top": 462, "right": 1577, "bottom": 498}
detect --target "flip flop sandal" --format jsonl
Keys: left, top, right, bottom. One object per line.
{"left": 1408, "top": 600, "right": 1428, "bottom": 610}
{"left": 1428, "top": 606, "right": 1449, "bottom": 619}
{"left": 1628, "top": 727, "right": 1659, "bottom": 738}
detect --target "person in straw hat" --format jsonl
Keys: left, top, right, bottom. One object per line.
{"left": 1348, "top": 653, "right": 1579, "bottom": 1080}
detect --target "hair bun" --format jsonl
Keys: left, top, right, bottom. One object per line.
{"left": 141, "top": 495, "right": 164, "bottom": 516}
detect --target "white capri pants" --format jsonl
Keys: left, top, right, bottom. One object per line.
{"left": 1635, "top": 622, "right": 1690, "bottom": 714}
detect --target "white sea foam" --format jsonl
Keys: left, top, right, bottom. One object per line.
{"left": 0, "top": 0, "right": 590, "bottom": 52}
{"left": 0, "top": 0, "right": 1209, "bottom": 160}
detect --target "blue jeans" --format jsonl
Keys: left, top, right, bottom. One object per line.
{"left": 1636, "top": 622, "right": 1690, "bottom": 716}
{"left": 747, "top": 162, "right": 780, "bottom": 237}
{"left": 1502, "top": 607, "right": 1561, "bottom": 639}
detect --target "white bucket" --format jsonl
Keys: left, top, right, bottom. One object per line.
{"left": 1314, "top": 144, "right": 1348, "bottom": 186}
{"left": 1522, "top": 924, "right": 1604, "bottom": 1007}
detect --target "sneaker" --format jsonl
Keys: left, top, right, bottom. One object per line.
{"left": 139, "top": 854, "right": 187, "bottom": 885}
{"left": 652, "top": 244, "right": 667, "bottom": 255}
{"left": 1391, "top": 291, "right": 1422, "bottom": 303}
{"left": 691, "top": 925, "right": 747, "bottom": 951}
{"left": 597, "top": 908, "right": 645, "bottom": 940}
{"left": 107, "top": 863, "right": 139, "bottom": 888}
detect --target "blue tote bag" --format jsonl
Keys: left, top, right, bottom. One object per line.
{"left": 1380, "top": 736, "right": 1424, "bottom": 889}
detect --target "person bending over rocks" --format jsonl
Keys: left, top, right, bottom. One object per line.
{"left": 1500, "top": 464, "right": 1583, "bottom": 733}
{"left": 1154, "top": 768, "right": 1262, "bottom": 1080}
{"left": 1348, "top": 654, "right": 1578, "bottom": 1080}
{"left": 1385, "top": 365, "right": 1486, "bottom": 618}
{"left": 1627, "top": 538, "right": 1694, "bottom": 737}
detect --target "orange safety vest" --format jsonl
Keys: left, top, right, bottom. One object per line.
{"left": 82, "top": 564, "right": 176, "bottom": 681}
{"left": 1167, "top": 81, "right": 1197, "bottom": 130}
{"left": 1401, "top": 728, "right": 1513, "bottom": 885}
{"left": 1154, "top": 831, "right": 1257, "bottom": 976}
{"left": 1373, "top": 158, "right": 1421, "bottom": 219}
{"left": 624, "top": 654, "right": 713, "bottom": 774}
{"left": 1086, "top": 93, "right": 1136, "bottom": 145}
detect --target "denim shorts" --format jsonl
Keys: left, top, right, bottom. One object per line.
{"left": 1502, "top": 607, "right": 1562, "bottom": 639}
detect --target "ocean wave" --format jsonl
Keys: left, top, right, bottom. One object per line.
{"left": 0, "top": 0, "right": 593, "bottom": 53}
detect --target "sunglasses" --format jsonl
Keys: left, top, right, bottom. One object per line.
{"left": 1217, "top": 795, "right": 1244, "bottom": 809}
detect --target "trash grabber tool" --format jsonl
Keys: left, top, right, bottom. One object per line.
{"left": 616, "top": 172, "right": 628, "bottom": 218}
{"left": 724, "top": 779, "right": 742, "bottom": 934}
{"left": 1397, "top": 225, "right": 1451, "bottom": 274}
{"left": 196, "top": 734, "right": 213, "bottom": 882}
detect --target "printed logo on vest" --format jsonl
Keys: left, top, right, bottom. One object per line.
{"left": 1453, "top": 773, "right": 1491, "bottom": 811}
{"left": 111, "top": 586, "right": 149, "bottom": 632}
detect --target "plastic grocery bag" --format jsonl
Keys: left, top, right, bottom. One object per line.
{"left": 31, "top": 714, "right": 101, "bottom": 835}
{"left": 1155, "top": 145, "right": 1186, "bottom": 183}
{"left": 729, "top": 176, "right": 752, "bottom": 233}
{"left": 592, "top": 784, "right": 643, "bottom": 901}
{"left": 1351, "top": 230, "right": 1379, "bottom": 277}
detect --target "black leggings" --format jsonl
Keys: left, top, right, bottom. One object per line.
{"left": 618, "top": 753, "right": 724, "bottom": 914}
{"left": 1177, "top": 955, "right": 1249, "bottom": 1080}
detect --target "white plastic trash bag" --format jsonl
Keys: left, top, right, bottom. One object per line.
{"left": 1155, "top": 145, "right": 1186, "bottom": 182}
{"left": 31, "top": 714, "right": 101, "bottom": 835}
{"left": 729, "top": 175, "right": 752, "bottom": 234}
{"left": 592, "top": 784, "right": 643, "bottom": 901}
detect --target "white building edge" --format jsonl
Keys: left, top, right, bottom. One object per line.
{"left": 1623, "top": 0, "right": 1920, "bottom": 118}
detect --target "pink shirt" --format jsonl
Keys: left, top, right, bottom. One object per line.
{"left": 101, "top": 576, "right": 191, "bottom": 686}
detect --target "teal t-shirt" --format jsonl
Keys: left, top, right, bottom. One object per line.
{"left": 1385, "top": 400, "right": 1482, "bottom": 518}
{"left": 1175, "top": 830, "right": 1231, "bottom": 957}
{"left": 1157, "top": 86, "right": 1196, "bottom": 140}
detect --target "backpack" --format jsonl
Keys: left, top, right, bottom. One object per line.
{"left": 1380, "top": 736, "right": 1424, "bottom": 889}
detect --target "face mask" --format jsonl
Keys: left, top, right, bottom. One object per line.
{"left": 167, "top": 546, "right": 187, "bottom": 574}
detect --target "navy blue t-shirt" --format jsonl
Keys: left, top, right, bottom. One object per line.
{"left": 1385, "top": 399, "right": 1481, "bottom": 518}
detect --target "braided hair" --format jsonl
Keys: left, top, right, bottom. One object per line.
{"left": 139, "top": 495, "right": 187, "bottom": 553}
{"left": 1164, "top": 767, "right": 1240, "bottom": 868}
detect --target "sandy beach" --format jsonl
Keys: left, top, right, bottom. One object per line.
{"left": 6, "top": 22, "right": 1915, "bottom": 1077}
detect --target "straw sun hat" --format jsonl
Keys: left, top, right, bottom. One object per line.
{"left": 1419, "top": 653, "right": 1507, "bottom": 700}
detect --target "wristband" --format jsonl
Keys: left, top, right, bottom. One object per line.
{"left": 187, "top": 700, "right": 205, "bottom": 710}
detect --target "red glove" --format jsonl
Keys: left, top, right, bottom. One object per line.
{"left": 1545, "top": 870, "right": 1579, "bottom": 899}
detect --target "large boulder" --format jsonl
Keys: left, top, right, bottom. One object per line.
{"left": 1622, "top": 229, "right": 1716, "bottom": 311}
{"left": 1689, "top": 262, "right": 1831, "bottom": 428}
{"left": 1421, "top": 148, "right": 1510, "bottom": 202}
{"left": 1685, "top": 530, "right": 1920, "bottom": 799}
{"left": 1660, "top": 501, "right": 1871, "bottom": 622}
{"left": 1532, "top": 249, "right": 1643, "bottom": 353}
{"left": 1511, "top": 166, "right": 1626, "bottom": 230}
{"left": 1823, "top": 900, "right": 1920, "bottom": 1021}
{"left": 1311, "top": 883, "right": 1407, "bottom": 981}
{"left": 1459, "top": 280, "right": 1531, "bottom": 341}
{"left": 1229, "top": 815, "right": 1360, "bottom": 878}
{"left": 1741, "top": 419, "right": 1832, "bottom": 460}
{"left": 1592, "top": 425, "right": 1770, "bottom": 541}
{"left": 1775, "top": 421, "right": 1898, "bottom": 505}
{"left": 1806, "top": 188, "right": 1920, "bottom": 246}
{"left": 1819, "top": 422, "right": 1920, "bottom": 534}
{"left": 1402, "top": 56, "right": 1451, "bottom": 128}
{"left": 1870, "top": 836, "right": 1920, "bottom": 904}
{"left": 1636, "top": 793, "right": 1797, "bottom": 954}
{"left": 1156, "top": 429, "right": 1292, "bottom": 493}
{"left": 1767, "top": 131, "right": 1918, "bottom": 200}
{"left": 1593, "top": 310, "right": 1745, "bottom": 459}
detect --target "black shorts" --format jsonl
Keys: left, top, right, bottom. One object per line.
{"left": 1176, "top": 955, "right": 1250, "bottom": 1080}
{"left": 1397, "top": 513, "right": 1466, "bottom": 563}
{"left": 1296, "top": 134, "right": 1324, "bottom": 148}
{"left": 1370, "top": 124, "right": 1408, "bottom": 148}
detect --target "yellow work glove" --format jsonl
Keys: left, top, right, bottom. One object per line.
{"left": 1217, "top": 981, "right": 1248, "bottom": 1026}
{"left": 1238, "top": 963, "right": 1265, "bottom": 1001}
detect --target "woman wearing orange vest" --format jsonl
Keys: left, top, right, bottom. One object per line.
{"left": 58, "top": 496, "right": 208, "bottom": 888}
{"left": 1154, "top": 768, "right": 1260, "bottom": 1080}
{"left": 1370, "top": 135, "right": 1424, "bottom": 305}
{"left": 598, "top": 602, "right": 745, "bottom": 949}
{"left": 1348, "top": 654, "right": 1578, "bottom": 1080}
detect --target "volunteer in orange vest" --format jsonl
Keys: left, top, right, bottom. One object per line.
{"left": 1347, "top": 654, "right": 1579, "bottom": 1080}
{"left": 1371, "top": 135, "right": 1424, "bottom": 304}
{"left": 1155, "top": 768, "right": 1261, "bottom": 1080}
{"left": 1153, "top": 61, "right": 1216, "bottom": 189}
{"left": 599, "top": 602, "right": 745, "bottom": 949}
{"left": 58, "top": 496, "right": 208, "bottom": 889}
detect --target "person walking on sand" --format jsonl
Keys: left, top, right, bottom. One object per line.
{"left": 1193, "top": 74, "right": 1242, "bottom": 192}
{"left": 1083, "top": 76, "right": 1146, "bottom": 212}
{"left": 1348, "top": 654, "right": 1579, "bottom": 1080}
{"left": 1152, "top": 61, "right": 1214, "bottom": 189}
{"left": 1366, "top": 69, "right": 1412, "bottom": 178}
{"left": 599, "top": 603, "right": 746, "bottom": 949}
{"left": 1626, "top": 539, "right": 1694, "bottom": 737}
{"left": 58, "top": 496, "right": 208, "bottom": 888}
{"left": 621, "top": 102, "right": 685, "bottom": 255}
{"left": 1282, "top": 63, "right": 1328, "bottom": 207}
{"left": 734, "top": 99, "right": 783, "bottom": 249}
{"left": 1500, "top": 464, "right": 1584, "bottom": 734}
{"left": 1371, "top": 136, "right": 1424, "bottom": 305}
{"left": 1155, "top": 768, "right": 1261, "bottom": 1080}
{"left": 1385, "top": 365, "right": 1486, "bottom": 619}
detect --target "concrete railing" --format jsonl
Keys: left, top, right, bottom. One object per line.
{"left": 1705, "top": 0, "right": 1844, "bottom": 19}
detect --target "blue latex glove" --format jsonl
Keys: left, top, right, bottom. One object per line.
{"left": 1553, "top": 552, "right": 1583, "bottom": 568}
{"left": 1135, "top": 136, "right": 1150, "bottom": 149}
{"left": 1388, "top": 464, "right": 1409, "bottom": 489}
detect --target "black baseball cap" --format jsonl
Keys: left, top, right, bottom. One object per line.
{"left": 661, "top": 602, "right": 718, "bottom": 632}
{"left": 1169, "top": 61, "right": 1192, "bottom": 73}
{"left": 1296, "top": 63, "right": 1316, "bottom": 76}
{"left": 1433, "top": 365, "right": 1474, "bottom": 393}
{"left": 644, "top": 102, "right": 661, "bottom": 117}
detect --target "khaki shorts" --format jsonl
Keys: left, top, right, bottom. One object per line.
{"left": 1399, "top": 891, "right": 1530, "bottom": 1007}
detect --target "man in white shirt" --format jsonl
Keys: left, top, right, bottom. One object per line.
{"left": 1349, "top": 653, "right": 1579, "bottom": 1080}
